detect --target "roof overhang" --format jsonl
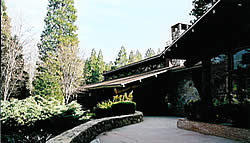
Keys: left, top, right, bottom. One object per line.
{"left": 78, "top": 67, "right": 170, "bottom": 92}
{"left": 163, "top": 0, "right": 250, "bottom": 62}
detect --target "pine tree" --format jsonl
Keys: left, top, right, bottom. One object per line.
{"left": 1, "top": 0, "right": 10, "bottom": 48}
{"left": 105, "top": 61, "right": 113, "bottom": 72}
{"left": 38, "top": 0, "right": 78, "bottom": 60}
{"left": 135, "top": 50, "right": 142, "bottom": 62}
{"left": 97, "top": 50, "right": 105, "bottom": 81}
{"left": 34, "top": 0, "right": 79, "bottom": 102}
{"left": 128, "top": 50, "right": 136, "bottom": 64}
{"left": 115, "top": 46, "right": 128, "bottom": 68}
{"left": 83, "top": 49, "right": 99, "bottom": 84}
{"left": 33, "top": 53, "right": 63, "bottom": 102}
{"left": 145, "top": 48, "right": 155, "bottom": 58}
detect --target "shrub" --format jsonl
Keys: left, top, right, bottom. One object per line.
{"left": 111, "top": 101, "right": 136, "bottom": 116}
{"left": 94, "top": 91, "right": 136, "bottom": 118}
{"left": 231, "top": 101, "right": 250, "bottom": 128}
{"left": 185, "top": 98, "right": 250, "bottom": 129}
{"left": 1, "top": 95, "right": 88, "bottom": 132}
{"left": 184, "top": 100, "right": 215, "bottom": 122}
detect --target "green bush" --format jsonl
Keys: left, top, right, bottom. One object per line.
{"left": 94, "top": 91, "right": 136, "bottom": 118}
{"left": 111, "top": 101, "right": 136, "bottom": 116}
{"left": 1, "top": 95, "right": 87, "bottom": 131}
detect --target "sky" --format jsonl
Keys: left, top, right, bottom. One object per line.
{"left": 5, "top": 0, "right": 194, "bottom": 62}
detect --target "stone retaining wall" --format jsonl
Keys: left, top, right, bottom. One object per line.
{"left": 177, "top": 118, "right": 250, "bottom": 142}
{"left": 46, "top": 111, "right": 143, "bottom": 143}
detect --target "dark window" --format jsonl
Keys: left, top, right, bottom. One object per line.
{"left": 232, "top": 48, "right": 250, "bottom": 98}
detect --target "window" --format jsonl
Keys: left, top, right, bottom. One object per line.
{"left": 232, "top": 48, "right": 250, "bottom": 98}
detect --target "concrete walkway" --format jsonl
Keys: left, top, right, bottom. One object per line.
{"left": 93, "top": 116, "right": 240, "bottom": 143}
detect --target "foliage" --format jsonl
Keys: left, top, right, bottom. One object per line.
{"left": 38, "top": 0, "right": 78, "bottom": 60}
{"left": 111, "top": 101, "right": 136, "bottom": 116}
{"left": 83, "top": 49, "right": 106, "bottom": 84}
{"left": 105, "top": 61, "right": 114, "bottom": 72}
{"left": 97, "top": 50, "right": 105, "bottom": 81}
{"left": 157, "top": 48, "right": 161, "bottom": 54}
{"left": 135, "top": 50, "right": 142, "bottom": 62}
{"left": 128, "top": 50, "right": 136, "bottom": 64}
{"left": 35, "top": 0, "right": 80, "bottom": 104}
{"left": 33, "top": 53, "right": 63, "bottom": 102}
{"left": 94, "top": 91, "right": 135, "bottom": 118}
{"left": 0, "top": 95, "right": 86, "bottom": 129}
{"left": 1, "top": 1, "right": 30, "bottom": 101}
{"left": 185, "top": 97, "right": 250, "bottom": 129}
{"left": 114, "top": 46, "right": 128, "bottom": 68}
{"left": 1, "top": 0, "right": 10, "bottom": 41}
{"left": 184, "top": 99, "right": 215, "bottom": 122}
{"left": 84, "top": 49, "right": 100, "bottom": 84}
{"left": 212, "top": 96, "right": 250, "bottom": 128}
{"left": 190, "top": 0, "right": 216, "bottom": 21}
{"left": 1, "top": 96, "right": 90, "bottom": 143}
{"left": 56, "top": 42, "right": 84, "bottom": 103}
{"left": 144, "top": 48, "right": 155, "bottom": 58}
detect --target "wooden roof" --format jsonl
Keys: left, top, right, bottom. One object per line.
{"left": 104, "top": 0, "right": 250, "bottom": 75}
{"left": 78, "top": 66, "right": 170, "bottom": 92}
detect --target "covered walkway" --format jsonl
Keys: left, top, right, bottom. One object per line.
{"left": 92, "top": 117, "right": 239, "bottom": 143}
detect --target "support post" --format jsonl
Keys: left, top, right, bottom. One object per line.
{"left": 201, "top": 58, "right": 212, "bottom": 105}
{"left": 227, "top": 51, "right": 233, "bottom": 104}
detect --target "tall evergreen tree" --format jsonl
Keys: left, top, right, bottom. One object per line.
{"left": 34, "top": 0, "right": 79, "bottom": 102}
{"left": 38, "top": 0, "right": 78, "bottom": 60}
{"left": 97, "top": 50, "right": 105, "bottom": 81}
{"left": 128, "top": 50, "right": 137, "bottom": 64}
{"left": 145, "top": 48, "right": 155, "bottom": 58}
{"left": 114, "top": 46, "right": 128, "bottom": 68}
{"left": 33, "top": 52, "right": 63, "bottom": 102}
{"left": 135, "top": 50, "right": 142, "bottom": 62}
{"left": 84, "top": 49, "right": 99, "bottom": 84}
{"left": 190, "top": 0, "right": 215, "bottom": 21}
{"left": 105, "top": 61, "right": 113, "bottom": 72}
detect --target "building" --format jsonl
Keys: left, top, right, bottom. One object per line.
{"left": 77, "top": 0, "right": 250, "bottom": 115}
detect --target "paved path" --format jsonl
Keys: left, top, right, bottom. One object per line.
{"left": 93, "top": 116, "right": 240, "bottom": 143}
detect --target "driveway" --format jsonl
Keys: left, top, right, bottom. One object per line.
{"left": 92, "top": 116, "right": 239, "bottom": 143}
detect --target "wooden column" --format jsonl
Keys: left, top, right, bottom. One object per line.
{"left": 227, "top": 50, "right": 233, "bottom": 103}
{"left": 201, "top": 58, "right": 212, "bottom": 104}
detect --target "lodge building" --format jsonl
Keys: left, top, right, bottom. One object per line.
{"left": 77, "top": 0, "right": 250, "bottom": 116}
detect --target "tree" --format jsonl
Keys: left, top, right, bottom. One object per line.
{"left": 157, "top": 48, "right": 161, "bottom": 54}
{"left": 56, "top": 42, "right": 83, "bottom": 103}
{"left": 128, "top": 50, "right": 136, "bottom": 64}
{"left": 190, "top": 0, "right": 215, "bottom": 21}
{"left": 135, "top": 50, "right": 142, "bottom": 62}
{"left": 33, "top": 52, "right": 63, "bottom": 102}
{"left": 115, "top": 46, "right": 128, "bottom": 68}
{"left": 97, "top": 50, "right": 105, "bottom": 81}
{"left": 1, "top": 1, "right": 30, "bottom": 101}
{"left": 145, "top": 48, "right": 155, "bottom": 58}
{"left": 34, "top": 0, "right": 79, "bottom": 103}
{"left": 24, "top": 51, "right": 37, "bottom": 95}
{"left": 105, "top": 61, "right": 113, "bottom": 72}
{"left": 38, "top": 0, "right": 78, "bottom": 60}
{"left": 84, "top": 49, "right": 99, "bottom": 84}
